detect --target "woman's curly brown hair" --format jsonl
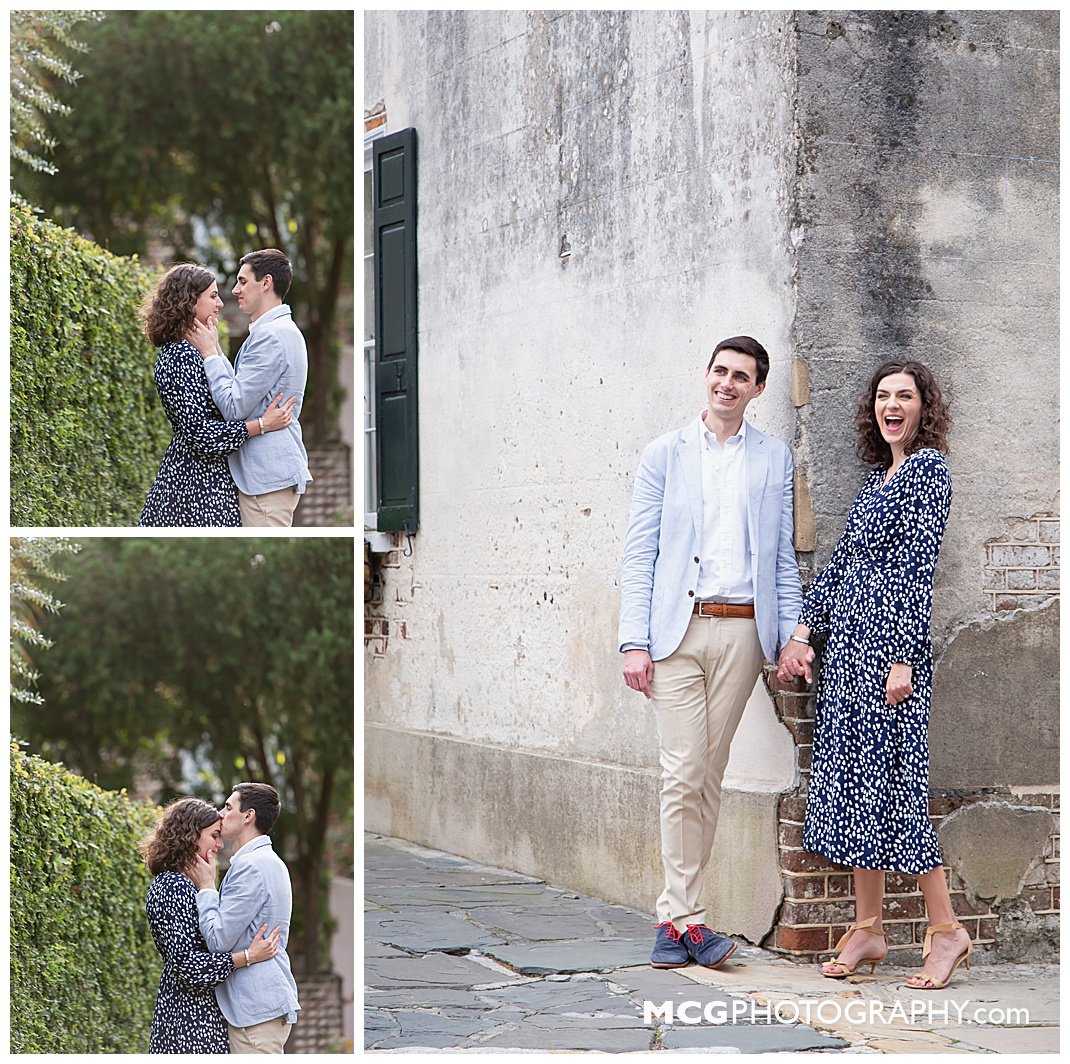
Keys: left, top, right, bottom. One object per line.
{"left": 140, "top": 797, "right": 221, "bottom": 876}
{"left": 856, "top": 359, "right": 951, "bottom": 466}
{"left": 140, "top": 264, "right": 216, "bottom": 348}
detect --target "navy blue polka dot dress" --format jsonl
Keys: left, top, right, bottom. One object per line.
{"left": 145, "top": 871, "right": 234, "bottom": 1053}
{"left": 800, "top": 448, "right": 952, "bottom": 874}
{"left": 138, "top": 341, "right": 249, "bottom": 527}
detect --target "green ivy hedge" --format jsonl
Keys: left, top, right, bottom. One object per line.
{"left": 10, "top": 207, "right": 172, "bottom": 525}
{"left": 10, "top": 745, "right": 162, "bottom": 1052}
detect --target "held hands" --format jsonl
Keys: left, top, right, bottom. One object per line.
{"left": 886, "top": 663, "right": 913, "bottom": 706}
{"left": 622, "top": 649, "right": 654, "bottom": 700}
{"left": 261, "top": 393, "right": 298, "bottom": 433}
{"left": 776, "top": 633, "right": 815, "bottom": 686}
{"left": 247, "top": 923, "right": 283, "bottom": 965}
{"left": 186, "top": 316, "right": 223, "bottom": 360}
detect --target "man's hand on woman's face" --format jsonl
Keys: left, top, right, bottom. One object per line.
{"left": 189, "top": 852, "right": 217, "bottom": 891}
{"left": 186, "top": 317, "right": 220, "bottom": 360}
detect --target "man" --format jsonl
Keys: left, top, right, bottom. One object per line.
{"left": 189, "top": 248, "right": 312, "bottom": 526}
{"left": 192, "top": 782, "right": 300, "bottom": 1053}
{"left": 618, "top": 336, "right": 802, "bottom": 970}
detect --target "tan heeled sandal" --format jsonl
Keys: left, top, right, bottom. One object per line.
{"left": 820, "top": 915, "right": 888, "bottom": 978}
{"left": 906, "top": 922, "right": 973, "bottom": 990}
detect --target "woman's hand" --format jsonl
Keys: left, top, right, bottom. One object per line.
{"left": 776, "top": 626, "right": 815, "bottom": 684}
{"left": 886, "top": 662, "right": 913, "bottom": 705}
{"left": 186, "top": 317, "right": 223, "bottom": 360}
{"left": 246, "top": 924, "right": 282, "bottom": 964}
{"left": 260, "top": 393, "right": 298, "bottom": 433}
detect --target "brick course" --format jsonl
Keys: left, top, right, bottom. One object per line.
{"left": 984, "top": 514, "right": 1059, "bottom": 610}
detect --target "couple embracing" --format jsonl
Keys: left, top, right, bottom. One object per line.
{"left": 137, "top": 249, "right": 311, "bottom": 528}
{"left": 620, "top": 336, "right": 969, "bottom": 991}
{"left": 141, "top": 782, "right": 300, "bottom": 1053}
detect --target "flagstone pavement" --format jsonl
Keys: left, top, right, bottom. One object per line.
{"left": 365, "top": 833, "right": 1058, "bottom": 1054}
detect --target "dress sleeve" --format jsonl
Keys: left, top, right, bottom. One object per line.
{"left": 887, "top": 451, "right": 952, "bottom": 664}
{"left": 149, "top": 875, "right": 236, "bottom": 991}
{"left": 157, "top": 344, "right": 251, "bottom": 457}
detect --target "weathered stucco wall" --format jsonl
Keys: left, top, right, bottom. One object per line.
{"left": 366, "top": 10, "right": 1059, "bottom": 951}
{"left": 791, "top": 10, "right": 1059, "bottom": 787}
{"left": 365, "top": 9, "right": 799, "bottom": 935}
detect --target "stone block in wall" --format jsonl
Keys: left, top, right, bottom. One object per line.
{"left": 938, "top": 802, "right": 1056, "bottom": 905}
{"left": 930, "top": 600, "right": 1058, "bottom": 788}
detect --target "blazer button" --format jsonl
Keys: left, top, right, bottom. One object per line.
{"left": 687, "top": 590, "right": 695, "bottom": 597}
{"left": 693, "top": 556, "right": 700, "bottom": 564}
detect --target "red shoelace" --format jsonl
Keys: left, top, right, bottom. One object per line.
{"left": 654, "top": 920, "right": 681, "bottom": 941}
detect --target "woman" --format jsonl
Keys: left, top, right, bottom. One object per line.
{"left": 137, "top": 264, "right": 295, "bottom": 526}
{"left": 778, "top": 360, "right": 970, "bottom": 991}
{"left": 140, "top": 798, "right": 281, "bottom": 1053}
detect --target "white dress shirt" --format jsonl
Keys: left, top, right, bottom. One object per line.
{"left": 695, "top": 415, "right": 753, "bottom": 603}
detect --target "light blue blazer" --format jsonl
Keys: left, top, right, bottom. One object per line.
{"left": 196, "top": 834, "right": 300, "bottom": 1027}
{"left": 204, "top": 304, "right": 312, "bottom": 496}
{"left": 618, "top": 418, "right": 802, "bottom": 663}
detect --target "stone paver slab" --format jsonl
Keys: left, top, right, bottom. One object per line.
{"left": 364, "top": 1008, "right": 400, "bottom": 1049}
{"left": 365, "top": 884, "right": 567, "bottom": 910}
{"left": 366, "top": 909, "right": 504, "bottom": 954}
{"left": 484, "top": 938, "right": 651, "bottom": 975}
{"left": 660, "top": 1020, "right": 849, "bottom": 1053}
{"left": 481, "top": 975, "right": 639, "bottom": 1017}
{"left": 609, "top": 965, "right": 752, "bottom": 1009}
{"left": 366, "top": 987, "right": 520, "bottom": 1011}
{"left": 476, "top": 1017, "right": 655, "bottom": 1051}
{"left": 466, "top": 906, "right": 610, "bottom": 941}
{"left": 365, "top": 951, "right": 526, "bottom": 990}
{"left": 588, "top": 904, "right": 663, "bottom": 938}
{"left": 935, "top": 1025, "right": 1060, "bottom": 1054}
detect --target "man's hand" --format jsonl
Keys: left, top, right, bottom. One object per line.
{"left": 622, "top": 649, "right": 654, "bottom": 700}
{"left": 776, "top": 640, "right": 815, "bottom": 685}
{"left": 886, "top": 662, "right": 913, "bottom": 705}
{"left": 186, "top": 316, "right": 222, "bottom": 360}
{"left": 189, "top": 852, "right": 217, "bottom": 891}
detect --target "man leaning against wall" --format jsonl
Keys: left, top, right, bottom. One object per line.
{"left": 618, "top": 335, "right": 802, "bottom": 969}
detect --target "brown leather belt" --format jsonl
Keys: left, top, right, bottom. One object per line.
{"left": 693, "top": 601, "right": 755, "bottom": 619}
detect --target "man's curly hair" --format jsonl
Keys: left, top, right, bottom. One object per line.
{"left": 140, "top": 264, "right": 216, "bottom": 348}
{"left": 856, "top": 359, "right": 951, "bottom": 466}
{"left": 140, "top": 797, "right": 221, "bottom": 876}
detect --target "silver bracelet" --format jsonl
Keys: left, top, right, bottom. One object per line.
{"left": 790, "top": 635, "right": 810, "bottom": 646}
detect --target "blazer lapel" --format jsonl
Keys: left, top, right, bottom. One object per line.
{"left": 676, "top": 419, "right": 703, "bottom": 542}
{"left": 744, "top": 424, "right": 768, "bottom": 545}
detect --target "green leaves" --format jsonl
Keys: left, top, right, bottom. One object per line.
{"left": 10, "top": 746, "right": 160, "bottom": 1052}
{"left": 10, "top": 207, "right": 169, "bottom": 524}
{"left": 14, "top": 10, "right": 354, "bottom": 443}
{"left": 16, "top": 538, "right": 354, "bottom": 974}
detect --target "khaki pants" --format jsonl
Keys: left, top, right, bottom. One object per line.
{"left": 228, "top": 1017, "right": 291, "bottom": 1054}
{"left": 650, "top": 613, "right": 765, "bottom": 932}
{"left": 238, "top": 486, "right": 300, "bottom": 527}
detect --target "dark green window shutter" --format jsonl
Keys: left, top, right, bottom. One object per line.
{"left": 373, "top": 128, "right": 419, "bottom": 533}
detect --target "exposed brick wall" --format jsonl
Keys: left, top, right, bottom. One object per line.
{"left": 295, "top": 442, "right": 353, "bottom": 527}
{"left": 983, "top": 512, "right": 1059, "bottom": 610}
{"left": 769, "top": 683, "right": 1060, "bottom": 962}
{"left": 364, "top": 536, "right": 407, "bottom": 659}
{"left": 286, "top": 973, "right": 348, "bottom": 1053}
